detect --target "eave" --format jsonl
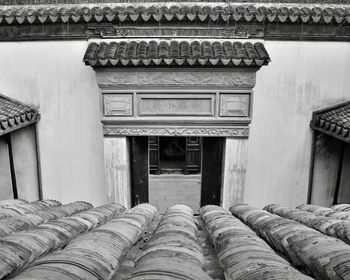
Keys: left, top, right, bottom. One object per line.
{"left": 0, "top": 3, "right": 349, "bottom": 41}
{"left": 0, "top": 93, "right": 40, "bottom": 137}
{"left": 311, "top": 101, "right": 350, "bottom": 144}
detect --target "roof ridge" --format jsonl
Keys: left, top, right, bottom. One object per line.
{"left": 1, "top": 3, "right": 349, "bottom": 26}
{"left": 2, "top": 2, "right": 350, "bottom": 7}
{"left": 1, "top": 0, "right": 350, "bottom": 5}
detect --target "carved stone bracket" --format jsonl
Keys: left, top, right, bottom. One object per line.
{"left": 103, "top": 126, "right": 250, "bottom": 137}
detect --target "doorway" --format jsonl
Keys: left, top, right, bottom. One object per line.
{"left": 130, "top": 136, "right": 223, "bottom": 211}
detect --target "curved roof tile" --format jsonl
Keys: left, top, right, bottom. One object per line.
{"left": 0, "top": 5, "right": 350, "bottom": 25}
{"left": 83, "top": 40, "right": 271, "bottom": 67}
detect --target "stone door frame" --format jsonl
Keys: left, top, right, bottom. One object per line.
{"left": 97, "top": 68, "right": 258, "bottom": 209}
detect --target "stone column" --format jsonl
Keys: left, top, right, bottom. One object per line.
{"left": 337, "top": 144, "right": 350, "bottom": 203}
{"left": 11, "top": 126, "right": 40, "bottom": 201}
{"left": 104, "top": 136, "right": 131, "bottom": 208}
{"left": 311, "top": 134, "right": 342, "bottom": 206}
{"left": 221, "top": 137, "right": 248, "bottom": 209}
{"left": 0, "top": 137, "right": 13, "bottom": 199}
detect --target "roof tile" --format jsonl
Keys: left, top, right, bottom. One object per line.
{"left": 0, "top": 94, "right": 39, "bottom": 136}
{"left": 83, "top": 40, "right": 270, "bottom": 68}
{"left": 0, "top": 5, "right": 350, "bottom": 25}
{"left": 6, "top": 198, "right": 350, "bottom": 279}
{"left": 311, "top": 101, "right": 350, "bottom": 143}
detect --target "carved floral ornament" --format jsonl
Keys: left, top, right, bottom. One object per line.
{"left": 103, "top": 126, "right": 250, "bottom": 137}
{"left": 96, "top": 71, "right": 256, "bottom": 88}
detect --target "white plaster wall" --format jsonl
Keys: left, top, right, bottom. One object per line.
{"left": 246, "top": 41, "right": 350, "bottom": 209}
{"left": 0, "top": 40, "right": 349, "bottom": 208}
{"left": 0, "top": 41, "right": 106, "bottom": 206}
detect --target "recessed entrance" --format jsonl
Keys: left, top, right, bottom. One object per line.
{"left": 130, "top": 136, "right": 223, "bottom": 212}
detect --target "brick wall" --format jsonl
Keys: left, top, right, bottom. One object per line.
{"left": 149, "top": 174, "right": 201, "bottom": 213}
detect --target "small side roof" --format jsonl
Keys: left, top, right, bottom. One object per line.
{"left": 0, "top": 93, "right": 39, "bottom": 136}
{"left": 83, "top": 40, "right": 270, "bottom": 68}
{"left": 311, "top": 101, "right": 350, "bottom": 143}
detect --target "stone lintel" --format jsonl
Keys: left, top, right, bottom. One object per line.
{"left": 96, "top": 69, "right": 257, "bottom": 89}
{"left": 103, "top": 125, "right": 250, "bottom": 137}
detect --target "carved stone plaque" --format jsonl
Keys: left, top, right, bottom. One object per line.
{"left": 104, "top": 94, "right": 133, "bottom": 116}
{"left": 220, "top": 94, "right": 250, "bottom": 117}
{"left": 138, "top": 94, "right": 214, "bottom": 116}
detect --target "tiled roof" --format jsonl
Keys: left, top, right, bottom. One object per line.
{"left": 201, "top": 205, "right": 312, "bottom": 280}
{"left": 0, "top": 200, "right": 95, "bottom": 237}
{"left": 311, "top": 101, "right": 350, "bottom": 143}
{"left": 0, "top": 94, "right": 39, "bottom": 136}
{"left": 5, "top": 199, "right": 350, "bottom": 279}
{"left": 83, "top": 40, "right": 270, "bottom": 67}
{"left": 0, "top": 5, "right": 350, "bottom": 25}
{"left": 2, "top": 0, "right": 350, "bottom": 4}
{"left": 231, "top": 203, "right": 350, "bottom": 279}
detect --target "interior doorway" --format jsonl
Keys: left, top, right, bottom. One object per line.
{"left": 149, "top": 136, "right": 201, "bottom": 212}
{"left": 130, "top": 136, "right": 223, "bottom": 211}
{"left": 149, "top": 136, "right": 201, "bottom": 175}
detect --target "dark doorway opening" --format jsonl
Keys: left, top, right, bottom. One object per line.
{"left": 201, "top": 137, "right": 224, "bottom": 206}
{"left": 130, "top": 136, "right": 223, "bottom": 208}
{"left": 159, "top": 137, "right": 186, "bottom": 172}
{"left": 130, "top": 136, "right": 149, "bottom": 206}
{"left": 149, "top": 136, "right": 201, "bottom": 175}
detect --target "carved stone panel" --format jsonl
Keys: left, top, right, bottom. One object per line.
{"left": 220, "top": 94, "right": 250, "bottom": 117}
{"left": 96, "top": 71, "right": 256, "bottom": 89}
{"left": 138, "top": 94, "right": 215, "bottom": 116}
{"left": 104, "top": 94, "right": 133, "bottom": 116}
